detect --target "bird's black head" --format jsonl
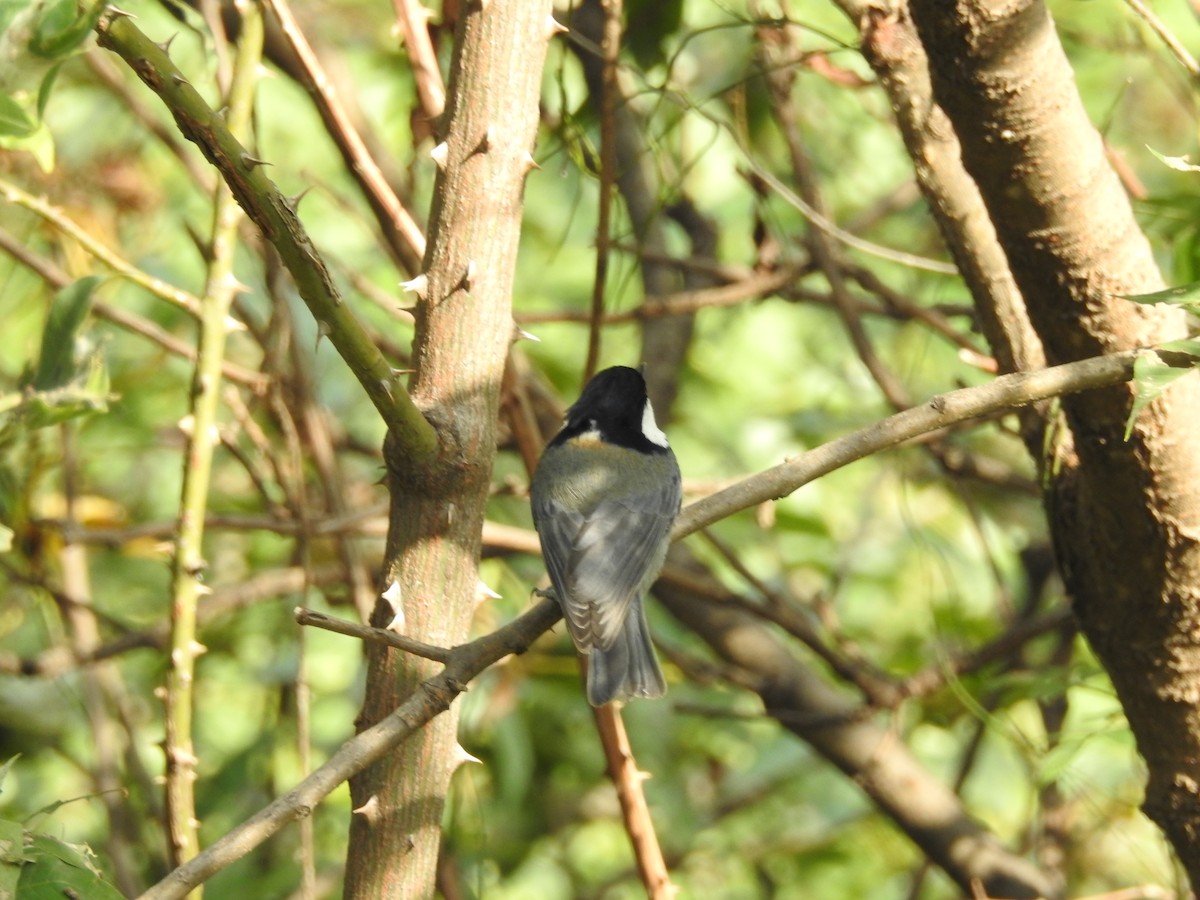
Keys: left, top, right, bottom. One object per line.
{"left": 551, "top": 366, "right": 671, "bottom": 454}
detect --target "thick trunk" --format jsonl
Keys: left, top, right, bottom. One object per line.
{"left": 343, "top": 3, "right": 553, "bottom": 897}
{"left": 906, "top": 0, "right": 1200, "bottom": 885}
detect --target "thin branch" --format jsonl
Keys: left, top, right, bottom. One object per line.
{"left": 674, "top": 350, "right": 1149, "bottom": 539}
{"left": 294, "top": 608, "right": 451, "bottom": 663}
{"left": 0, "top": 176, "right": 210, "bottom": 320}
{"left": 0, "top": 225, "right": 268, "bottom": 389}
{"left": 94, "top": 11, "right": 438, "bottom": 460}
{"left": 517, "top": 266, "right": 803, "bottom": 324}
{"left": 162, "top": 4, "right": 262, "bottom": 872}
{"left": 261, "top": 0, "right": 426, "bottom": 271}
{"left": 592, "top": 704, "right": 674, "bottom": 898}
{"left": 392, "top": 0, "right": 445, "bottom": 122}
{"left": 137, "top": 598, "right": 563, "bottom": 900}
{"left": 582, "top": 0, "right": 622, "bottom": 382}
{"left": 1124, "top": 0, "right": 1200, "bottom": 78}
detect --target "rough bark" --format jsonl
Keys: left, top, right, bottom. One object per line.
{"left": 343, "top": 3, "right": 553, "bottom": 897}
{"left": 905, "top": 0, "right": 1200, "bottom": 886}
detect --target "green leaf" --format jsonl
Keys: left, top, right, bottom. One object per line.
{"left": 35, "top": 60, "right": 64, "bottom": 120}
{"left": 1119, "top": 280, "right": 1200, "bottom": 313}
{"left": 0, "top": 94, "right": 35, "bottom": 138}
{"left": 0, "top": 121, "right": 55, "bottom": 172}
{"left": 1125, "top": 354, "right": 1197, "bottom": 439}
{"left": 1158, "top": 338, "right": 1200, "bottom": 359}
{"left": 0, "top": 757, "right": 17, "bottom": 797}
{"left": 28, "top": 0, "right": 103, "bottom": 59}
{"left": 32, "top": 276, "right": 100, "bottom": 391}
{"left": 0, "top": 818, "right": 22, "bottom": 900}
{"left": 18, "top": 833, "right": 123, "bottom": 900}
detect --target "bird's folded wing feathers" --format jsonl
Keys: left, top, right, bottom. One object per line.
{"left": 536, "top": 485, "right": 678, "bottom": 650}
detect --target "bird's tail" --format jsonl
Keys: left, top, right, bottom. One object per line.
{"left": 586, "top": 599, "right": 666, "bottom": 706}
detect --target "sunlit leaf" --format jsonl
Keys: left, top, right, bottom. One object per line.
{"left": 0, "top": 94, "right": 35, "bottom": 138}
{"left": 0, "top": 818, "right": 22, "bottom": 899}
{"left": 1147, "top": 145, "right": 1200, "bottom": 173}
{"left": 1119, "top": 281, "right": 1200, "bottom": 313}
{"left": 18, "top": 834, "right": 124, "bottom": 900}
{"left": 31, "top": 276, "right": 100, "bottom": 391}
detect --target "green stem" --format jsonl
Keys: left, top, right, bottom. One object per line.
{"left": 162, "top": 3, "right": 263, "bottom": 886}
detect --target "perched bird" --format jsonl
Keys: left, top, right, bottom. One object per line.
{"left": 531, "top": 366, "right": 681, "bottom": 705}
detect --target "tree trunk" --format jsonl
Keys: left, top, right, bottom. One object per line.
{"left": 906, "top": 0, "right": 1200, "bottom": 886}
{"left": 343, "top": 3, "right": 553, "bottom": 897}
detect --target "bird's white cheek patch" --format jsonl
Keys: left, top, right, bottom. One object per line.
{"left": 641, "top": 400, "right": 669, "bottom": 447}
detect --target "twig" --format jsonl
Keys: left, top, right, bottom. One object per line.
{"left": 583, "top": 0, "right": 622, "bottom": 381}
{"left": 675, "top": 349, "right": 1149, "bottom": 539}
{"left": 137, "top": 598, "right": 562, "bottom": 900}
{"left": 0, "top": 176, "right": 209, "bottom": 320}
{"left": 0, "top": 225, "right": 268, "bottom": 390}
{"left": 1124, "top": 0, "right": 1200, "bottom": 78}
{"left": 592, "top": 704, "right": 674, "bottom": 898}
{"left": 517, "top": 266, "right": 802, "bottom": 324}
{"left": 294, "top": 608, "right": 451, "bottom": 663}
{"left": 392, "top": 0, "right": 445, "bottom": 122}
{"left": 261, "top": 0, "right": 426, "bottom": 271}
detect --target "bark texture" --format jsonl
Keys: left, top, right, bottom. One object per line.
{"left": 343, "top": 2, "right": 553, "bottom": 897}
{"left": 905, "top": 0, "right": 1200, "bottom": 885}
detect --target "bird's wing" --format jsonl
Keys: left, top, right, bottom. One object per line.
{"left": 535, "top": 475, "right": 680, "bottom": 651}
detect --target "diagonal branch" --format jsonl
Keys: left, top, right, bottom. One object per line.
{"left": 94, "top": 11, "right": 438, "bottom": 465}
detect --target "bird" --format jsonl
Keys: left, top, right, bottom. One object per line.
{"left": 531, "top": 366, "right": 681, "bottom": 705}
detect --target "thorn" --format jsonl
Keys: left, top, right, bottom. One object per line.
{"left": 155, "top": 33, "right": 178, "bottom": 55}
{"left": 170, "top": 73, "right": 189, "bottom": 87}
{"left": 106, "top": 6, "right": 136, "bottom": 18}
{"left": 178, "top": 413, "right": 195, "bottom": 437}
{"left": 391, "top": 367, "right": 416, "bottom": 377}
{"left": 430, "top": 141, "right": 449, "bottom": 170}
{"left": 400, "top": 273, "right": 429, "bottom": 299}
{"left": 513, "top": 325, "right": 540, "bottom": 343}
{"left": 473, "top": 127, "right": 493, "bottom": 155}
{"left": 241, "top": 153, "right": 271, "bottom": 170}
{"left": 461, "top": 260, "right": 477, "bottom": 292}
{"left": 521, "top": 151, "right": 540, "bottom": 173}
{"left": 478, "top": 0, "right": 491, "bottom": 11}
{"left": 195, "top": 583, "right": 213, "bottom": 596}
{"left": 315, "top": 320, "right": 331, "bottom": 351}
{"left": 546, "top": 15, "right": 568, "bottom": 37}
{"left": 352, "top": 795, "right": 380, "bottom": 823}
{"left": 285, "top": 186, "right": 313, "bottom": 212}
{"left": 222, "top": 272, "right": 252, "bottom": 295}
{"left": 476, "top": 578, "right": 502, "bottom": 602}
{"left": 189, "top": 640, "right": 208, "bottom": 657}
{"left": 381, "top": 581, "right": 403, "bottom": 612}
{"left": 449, "top": 743, "right": 483, "bottom": 771}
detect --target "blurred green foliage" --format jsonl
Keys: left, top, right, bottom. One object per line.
{"left": 0, "top": 0, "right": 1194, "bottom": 897}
